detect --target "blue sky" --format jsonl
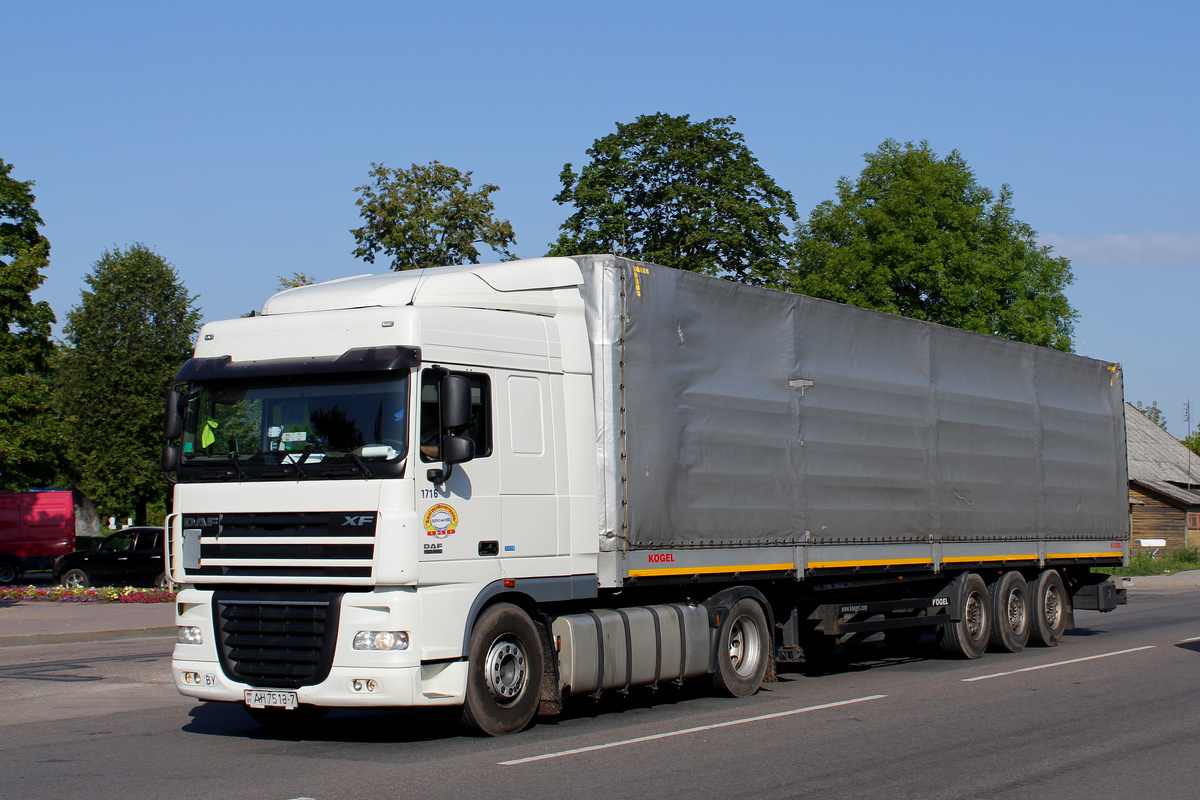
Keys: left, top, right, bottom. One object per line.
{"left": 6, "top": 1, "right": 1198, "bottom": 435}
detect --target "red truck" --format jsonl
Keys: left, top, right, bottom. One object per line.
{"left": 0, "top": 490, "right": 77, "bottom": 584}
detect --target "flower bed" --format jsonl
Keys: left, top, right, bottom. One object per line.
{"left": 0, "top": 585, "right": 175, "bottom": 603}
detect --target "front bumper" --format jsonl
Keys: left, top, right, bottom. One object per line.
{"left": 171, "top": 584, "right": 471, "bottom": 709}
{"left": 172, "top": 657, "right": 468, "bottom": 708}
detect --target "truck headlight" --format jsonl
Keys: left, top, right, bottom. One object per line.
{"left": 353, "top": 630, "right": 409, "bottom": 651}
{"left": 177, "top": 626, "right": 203, "bottom": 645}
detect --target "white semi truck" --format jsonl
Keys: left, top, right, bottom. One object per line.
{"left": 164, "top": 255, "right": 1129, "bottom": 735}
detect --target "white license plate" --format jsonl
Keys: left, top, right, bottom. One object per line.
{"left": 244, "top": 689, "right": 298, "bottom": 709}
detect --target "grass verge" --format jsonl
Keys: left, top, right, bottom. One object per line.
{"left": 1098, "top": 547, "right": 1200, "bottom": 577}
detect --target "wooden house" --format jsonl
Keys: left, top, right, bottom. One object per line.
{"left": 1125, "top": 403, "right": 1200, "bottom": 554}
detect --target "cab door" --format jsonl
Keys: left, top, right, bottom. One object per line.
{"left": 417, "top": 369, "right": 501, "bottom": 563}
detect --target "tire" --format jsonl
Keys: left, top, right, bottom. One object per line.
{"left": 245, "top": 704, "right": 329, "bottom": 729}
{"left": 937, "top": 573, "right": 990, "bottom": 659}
{"left": 987, "top": 571, "right": 1031, "bottom": 653}
{"left": 1028, "top": 569, "right": 1069, "bottom": 647}
{"left": 0, "top": 560, "right": 19, "bottom": 585}
{"left": 61, "top": 568, "right": 91, "bottom": 589}
{"left": 461, "top": 603, "right": 544, "bottom": 736}
{"left": 712, "top": 598, "right": 770, "bottom": 697}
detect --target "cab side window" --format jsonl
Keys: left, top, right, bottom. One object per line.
{"left": 420, "top": 370, "right": 492, "bottom": 462}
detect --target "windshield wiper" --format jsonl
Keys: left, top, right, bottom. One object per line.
{"left": 292, "top": 444, "right": 317, "bottom": 480}
{"left": 227, "top": 451, "right": 250, "bottom": 481}
{"left": 347, "top": 451, "right": 373, "bottom": 479}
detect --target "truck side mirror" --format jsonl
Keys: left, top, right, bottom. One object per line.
{"left": 441, "top": 434, "right": 475, "bottom": 466}
{"left": 162, "top": 443, "right": 180, "bottom": 473}
{"left": 163, "top": 389, "right": 184, "bottom": 440}
{"left": 440, "top": 375, "right": 472, "bottom": 430}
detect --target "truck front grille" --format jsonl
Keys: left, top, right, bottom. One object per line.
{"left": 213, "top": 591, "right": 341, "bottom": 688}
{"left": 183, "top": 512, "right": 376, "bottom": 584}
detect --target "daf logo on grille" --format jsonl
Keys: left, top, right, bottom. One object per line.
{"left": 183, "top": 516, "right": 219, "bottom": 527}
{"left": 342, "top": 515, "right": 375, "bottom": 527}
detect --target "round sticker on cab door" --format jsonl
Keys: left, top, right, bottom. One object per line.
{"left": 424, "top": 504, "right": 458, "bottom": 538}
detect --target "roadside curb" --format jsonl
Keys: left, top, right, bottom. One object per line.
{"left": 0, "top": 626, "right": 176, "bottom": 648}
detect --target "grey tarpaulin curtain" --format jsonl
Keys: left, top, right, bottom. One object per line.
{"left": 574, "top": 255, "right": 1128, "bottom": 550}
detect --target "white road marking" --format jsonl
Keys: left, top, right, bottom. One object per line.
{"left": 1180, "top": 636, "right": 1200, "bottom": 643}
{"left": 498, "top": 694, "right": 887, "bottom": 766}
{"left": 961, "top": 646, "right": 1156, "bottom": 682}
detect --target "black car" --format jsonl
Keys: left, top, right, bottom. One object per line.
{"left": 53, "top": 527, "right": 169, "bottom": 589}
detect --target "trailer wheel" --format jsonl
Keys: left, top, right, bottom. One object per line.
{"left": 1028, "top": 569, "right": 1068, "bottom": 647}
{"left": 0, "top": 558, "right": 19, "bottom": 585}
{"left": 61, "top": 568, "right": 91, "bottom": 589}
{"left": 937, "top": 573, "right": 990, "bottom": 659}
{"left": 712, "top": 598, "right": 769, "bottom": 697}
{"left": 461, "top": 603, "right": 543, "bottom": 736}
{"left": 987, "top": 571, "right": 1030, "bottom": 653}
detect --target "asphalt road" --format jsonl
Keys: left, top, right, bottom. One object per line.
{"left": 2, "top": 587, "right": 1199, "bottom": 800}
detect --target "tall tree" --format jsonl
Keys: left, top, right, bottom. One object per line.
{"left": 351, "top": 161, "right": 516, "bottom": 270}
{"left": 0, "top": 158, "right": 65, "bottom": 490}
{"left": 549, "top": 113, "right": 799, "bottom": 287}
{"left": 57, "top": 244, "right": 200, "bottom": 524}
{"left": 791, "top": 140, "right": 1076, "bottom": 351}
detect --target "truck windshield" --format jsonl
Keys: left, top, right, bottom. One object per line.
{"left": 177, "top": 372, "right": 409, "bottom": 481}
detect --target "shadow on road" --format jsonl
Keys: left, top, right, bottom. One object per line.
{"left": 1064, "top": 627, "right": 1108, "bottom": 637}
{"left": 180, "top": 679, "right": 722, "bottom": 744}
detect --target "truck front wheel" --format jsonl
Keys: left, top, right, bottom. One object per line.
{"left": 712, "top": 598, "right": 769, "bottom": 697}
{"left": 462, "top": 603, "right": 544, "bottom": 736}
{"left": 0, "top": 559, "right": 19, "bottom": 585}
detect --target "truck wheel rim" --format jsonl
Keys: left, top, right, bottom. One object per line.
{"left": 484, "top": 637, "right": 527, "bottom": 705}
{"left": 1042, "top": 585, "right": 1062, "bottom": 628}
{"left": 965, "top": 592, "right": 984, "bottom": 639}
{"left": 729, "top": 614, "right": 762, "bottom": 678}
{"left": 1007, "top": 589, "right": 1027, "bottom": 634}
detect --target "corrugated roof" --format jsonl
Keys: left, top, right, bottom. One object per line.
{"left": 1135, "top": 479, "right": 1200, "bottom": 506}
{"left": 1125, "top": 402, "right": 1200, "bottom": 505}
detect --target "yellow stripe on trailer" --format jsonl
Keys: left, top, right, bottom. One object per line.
{"left": 942, "top": 554, "right": 1037, "bottom": 564}
{"left": 1047, "top": 552, "right": 1125, "bottom": 560}
{"left": 807, "top": 557, "right": 933, "bottom": 569}
{"left": 628, "top": 562, "right": 793, "bottom": 578}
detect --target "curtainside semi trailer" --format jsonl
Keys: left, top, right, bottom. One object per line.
{"left": 164, "top": 255, "right": 1129, "bottom": 735}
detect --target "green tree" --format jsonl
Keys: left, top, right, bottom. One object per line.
{"left": 0, "top": 158, "right": 66, "bottom": 490}
{"left": 1134, "top": 400, "right": 1169, "bottom": 430}
{"left": 351, "top": 161, "right": 516, "bottom": 270}
{"left": 549, "top": 113, "right": 799, "bottom": 287}
{"left": 1182, "top": 430, "right": 1200, "bottom": 458}
{"left": 277, "top": 271, "right": 317, "bottom": 290}
{"left": 57, "top": 244, "right": 201, "bottom": 524}
{"left": 791, "top": 140, "right": 1076, "bottom": 351}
